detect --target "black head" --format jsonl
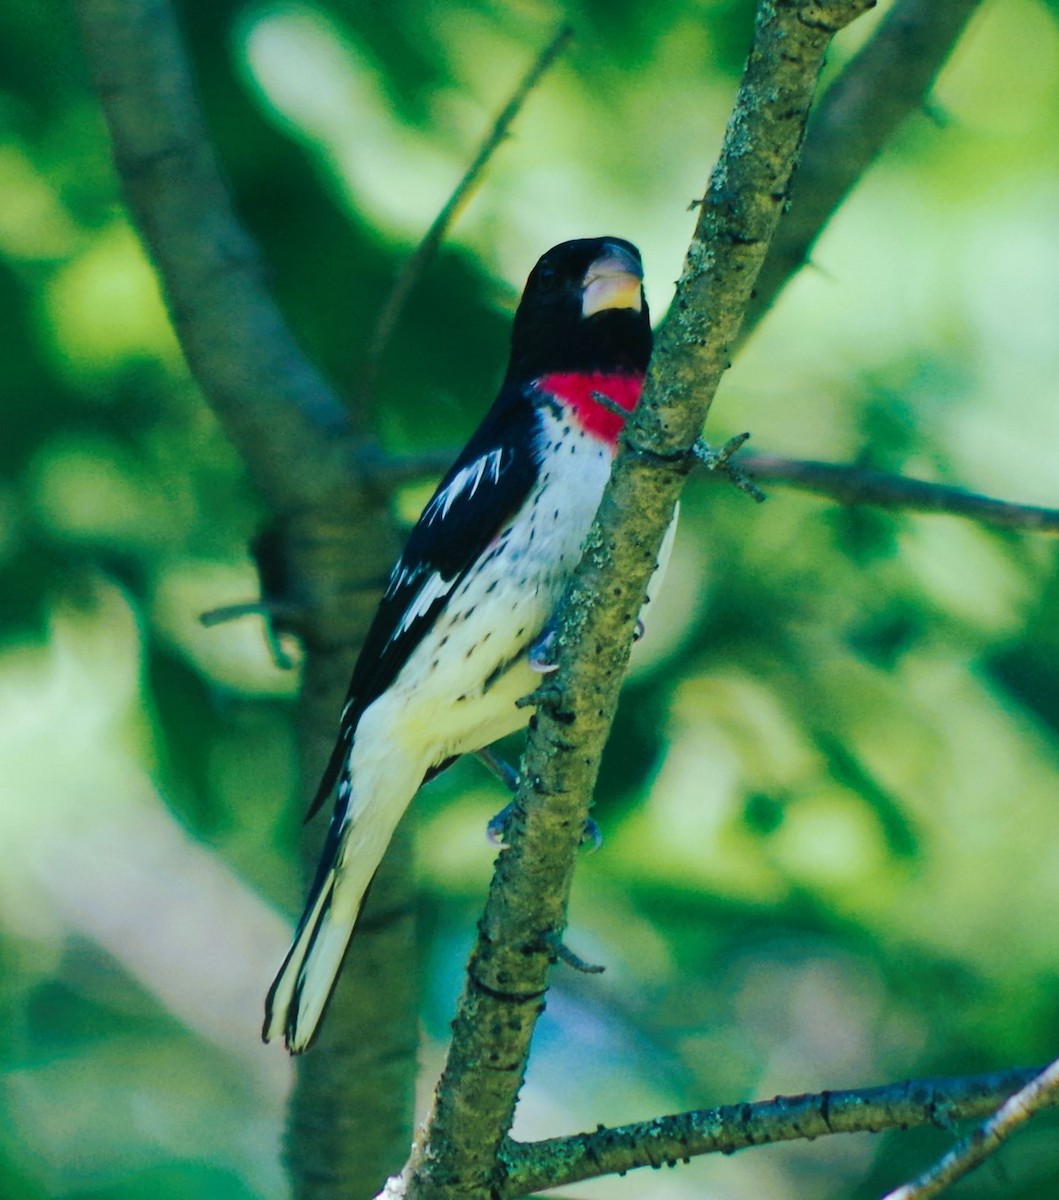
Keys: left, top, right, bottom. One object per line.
{"left": 505, "top": 237, "right": 652, "bottom": 384}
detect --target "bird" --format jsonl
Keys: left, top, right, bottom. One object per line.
{"left": 264, "top": 236, "right": 676, "bottom": 1052}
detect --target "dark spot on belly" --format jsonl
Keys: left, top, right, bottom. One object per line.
{"left": 486, "top": 580, "right": 498, "bottom": 594}
{"left": 463, "top": 606, "right": 476, "bottom": 621}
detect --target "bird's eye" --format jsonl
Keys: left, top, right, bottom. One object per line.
{"left": 537, "top": 261, "right": 558, "bottom": 292}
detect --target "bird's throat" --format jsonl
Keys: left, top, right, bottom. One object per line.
{"left": 536, "top": 371, "right": 643, "bottom": 446}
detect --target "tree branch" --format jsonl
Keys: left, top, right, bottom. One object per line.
{"left": 76, "top": 3, "right": 419, "bottom": 1196}
{"left": 360, "top": 24, "right": 573, "bottom": 409}
{"left": 373, "top": 444, "right": 1059, "bottom": 536}
{"left": 741, "top": 453, "right": 1059, "bottom": 533}
{"left": 880, "top": 1058, "right": 1059, "bottom": 1200}
{"left": 76, "top": 0, "right": 362, "bottom": 511}
{"left": 742, "top": 0, "right": 983, "bottom": 338}
{"left": 397, "top": 3, "right": 874, "bottom": 1197}
{"left": 499, "top": 1066, "right": 1056, "bottom": 1195}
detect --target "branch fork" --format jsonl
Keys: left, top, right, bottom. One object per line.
{"left": 691, "top": 432, "right": 767, "bottom": 501}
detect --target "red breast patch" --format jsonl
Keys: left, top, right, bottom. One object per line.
{"left": 536, "top": 372, "right": 644, "bottom": 445}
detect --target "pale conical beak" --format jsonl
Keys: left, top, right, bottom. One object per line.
{"left": 581, "top": 244, "right": 643, "bottom": 317}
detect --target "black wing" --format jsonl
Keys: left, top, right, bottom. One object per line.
{"left": 306, "top": 384, "right": 541, "bottom": 819}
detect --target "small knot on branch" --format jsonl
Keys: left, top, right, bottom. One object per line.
{"left": 692, "top": 433, "right": 766, "bottom": 502}
{"left": 591, "top": 390, "right": 634, "bottom": 421}
{"left": 516, "top": 682, "right": 565, "bottom": 711}
{"left": 540, "top": 930, "right": 606, "bottom": 975}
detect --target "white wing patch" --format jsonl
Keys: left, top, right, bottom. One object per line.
{"left": 385, "top": 562, "right": 424, "bottom": 599}
{"left": 422, "top": 449, "right": 504, "bottom": 525}
{"left": 390, "top": 570, "right": 455, "bottom": 641}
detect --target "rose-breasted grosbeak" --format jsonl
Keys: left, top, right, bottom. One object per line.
{"left": 264, "top": 237, "right": 676, "bottom": 1052}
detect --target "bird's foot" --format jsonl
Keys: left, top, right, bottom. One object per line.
{"left": 528, "top": 625, "right": 559, "bottom": 673}
{"left": 487, "top": 801, "right": 602, "bottom": 851}
{"left": 475, "top": 746, "right": 519, "bottom": 792}
{"left": 633, "top": 617, "right": 645, "bottom": 642}
{"left": 486, "top": 800, "right": 517, "bottom": 846}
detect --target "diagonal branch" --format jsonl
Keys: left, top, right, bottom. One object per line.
{"left": 501, "top": 1066, "right": 1057, "bottom": 1195}
{"left": 396, "top": 3, "right": 875, "bottom": 1198}
{"left": 360, "top": 23, "right": 573, "bottom": 409}
{"left": 880, "top": 1058, "right": 1059, "bottom": 1200}
{"left": 741, "top": 0, "right": 983, "bottom": 338}
{"left": 76, "top": 0, "right": 361, "bottom": 511}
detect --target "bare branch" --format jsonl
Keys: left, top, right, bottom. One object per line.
{"left": 880, "top": 1058, "right": 1059, "bottom": 1200}
{"left": 76, "top": 0, "right": 361, "bottom": 511}
{"left": 373, "top": 444, "right": 1059, "bottom": 535}
{"left": 742, "top": 0, "right": 983, "bottom": 338}
{"left": 740, "top": 453, "right": 1059, "bottom": 533}
{"left": 360, "top": 24, "right": 574, "bottom": 408}
{"left": 500, "top": 1066, "right": 1056, "bottom": 1195}
{"left": 398, "top": 3, "right": 875, "bottom": 1198}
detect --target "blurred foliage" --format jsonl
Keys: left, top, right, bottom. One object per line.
{"left": 2, "top": 0, "right": 1059, "bottom": 1198}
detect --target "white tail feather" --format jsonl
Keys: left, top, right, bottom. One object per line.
{"left": 264, "top": 736, "right": 424, "bottom": 1052}
{"left": 263, "top": 834, "right": 382, "bottom": 1053}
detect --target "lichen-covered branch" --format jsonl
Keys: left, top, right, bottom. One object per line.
{"left": 881, "top": 1059, "right": 1059, "bottom": 1200}
{"left": 499, "top": 1066, "right": 1055, "bottom": 1195}
{"left": 398, "top": 3, "right": 874, "bottom": 1198}
{"left": 742, "top": 0, "right": 983, "bottom": 337}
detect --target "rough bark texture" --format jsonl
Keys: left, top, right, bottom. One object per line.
{"left": 400, "top": 3, "right": 875, "bottom": 1198}
{"left": 502, "top": 1066, "right": 1058, "bottom": 1195}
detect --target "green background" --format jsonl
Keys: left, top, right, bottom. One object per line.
{"left": 2, "top": 0, "right": 1059, "bottom": 1196}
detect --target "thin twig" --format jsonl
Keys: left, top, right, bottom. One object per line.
{"left": 693, "top": 434, "right": 767, "bottom": 502}
{"left": 500, "top": 1066, "right": 1056, "bottom": 1196}
{"left": 880, "top": 1058, "right": 1059, "bottom": 1200}
{"left": 360, "top": 24, "right": 574, "bottom": 408}
{"left": 740, "top": 453, "right": 1059, "bottom": 533}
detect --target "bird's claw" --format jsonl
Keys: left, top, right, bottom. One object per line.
{"left": 633, "top": 618, "right": 645, "bottom": 642}
{"left": 528, "top": 626, "right": 559, "bottom": 673}
{"left": 487, "top": 801, "right": 516, "bottom": 846}
{"left": 582, "top": 817, "right": 604, "bottom": 852}
{"left": 486, "top": 802, "right": 603, "bottom": 852}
